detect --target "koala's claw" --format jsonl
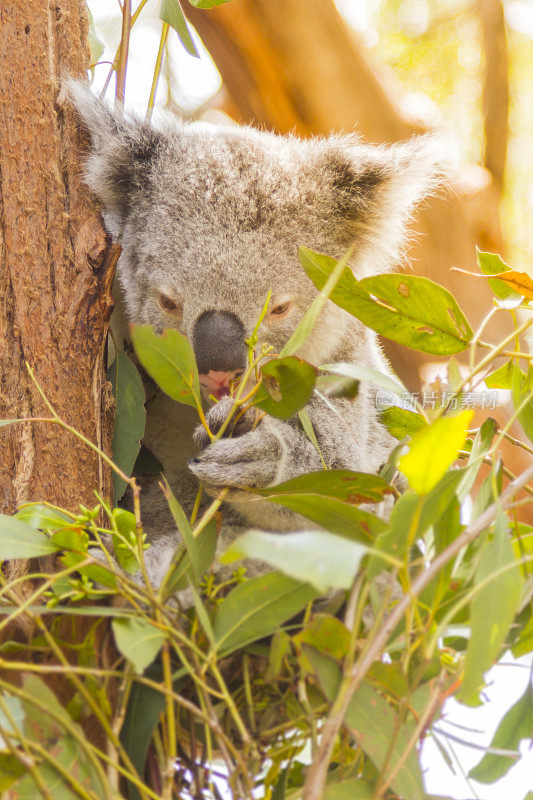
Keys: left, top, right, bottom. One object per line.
{"left": 189, "top": 428, "right": 281, "bottom": 489}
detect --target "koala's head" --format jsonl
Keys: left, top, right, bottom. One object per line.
{"left": 69, "top": 82, "right": 445, "bottom": 397}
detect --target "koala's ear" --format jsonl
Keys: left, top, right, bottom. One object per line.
{"left": 66, "top": 80, "right": 162, "bottom": 223}
{"left": 323, "top": 134, "right": 449, "bottom": 272}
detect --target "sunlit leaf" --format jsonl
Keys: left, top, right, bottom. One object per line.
{"left": 222, "top": 529, "right": 369, "bottom": 593}
{"left": 187, "top": 0, "right": 233, "bottom": 7}
{"left": 301, "top": 250, "right": 472, "bottom": 354}
{"left": 477, "top": 249, "right": 523, "bottom": 300}
{"left": 485, "top": 360, "right": 517, "bottom": 389}
{"left": 112, "top": 617, "right": 165, "bottom": 674}
{"left": 379, "top": 406, "right": 427, "bottom": 439}
{"left": 212, "top": 571, "right": 317, "bottom": 654}
{"left": 253, "top": 356, "right": 316, "bottom": 419}
{"left": 87, "top": 7, "right": 104, "bottom": 66}
{"left": 512, "top": 366, "right": 533, "bottom": 444}
{"left": 107, "top": 351, "right": 146, "bottom": 501}
{"left": 323, "top": 779, "right": 375, "bottom": 799}
{"left": 131, "top": 325, "right": 200, "bottom": 410}
{"left": 460, "top": 509, "right": 524, "bottom": 704}
{"left": 160, "top": 0, "right": 199, "bottom": 57}
{"left": 399, "top": 410, "right": 473, "bottom": 494}
{"left": 14, "top": 504, "right": 73, "bottom": 530}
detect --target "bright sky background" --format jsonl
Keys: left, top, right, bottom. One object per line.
{"left": 87, "top": 2, "right": 533, "bottom": 798}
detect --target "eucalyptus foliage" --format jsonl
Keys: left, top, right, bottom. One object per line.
{"left": 0, "top": 247, "right": 532, "bottom": 800}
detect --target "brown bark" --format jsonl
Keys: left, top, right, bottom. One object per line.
{"left": 0, "top": 0, "right": 115, "bottom": 519}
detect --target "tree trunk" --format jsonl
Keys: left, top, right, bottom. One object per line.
{"left": 0, "top": 0, "right": 115, "bottom": 529}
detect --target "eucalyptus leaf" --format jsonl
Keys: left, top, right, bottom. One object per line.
{"left": 301, "top": 249, "right": 472, "bottom": 354}
{"left": 255, "top": 469, "right": 393, "bottom": 504}
{"left": 477, "top": 248, "right": 520, "bottom": 300}
{"left": 160, "top": 0, "right": 199, "bottom": 57}
{"left": 121, "top": 678, "right": 165, "bottom": 800}
{"left": 399, "top": 410, "right": 473, "bottom": 494}
{"left": 264, "top": 493, "right": 386, "bottom": 541}
{"left": 222, "top": 529, "right": 369, "bottom": 593}
{"left": 212, "top": 571, "right": 317, "bottom": 654}
{"left": 460, "top": 509, "right": 524, "bottom": 704}
{"left": 469, "top": 681, "right": 533, "bottom": 783}
{"left": 131, "top": 325, "right": 201, "bottom": 410}
{"left": 307, "top": 648, "right": 425, "bottom": 800}
{"left": 112, "top": 617, "right": 166, "bottom": 674}
{"left": 320, "top": 361, "right": 406, "bottom": 399}
{"left": 107, "top": 351, "right": 146, "bottom": 501}
{"left": 0, "top": 515, "right": 61, "bottom": 559}
{"left": 254, "top": 356, "right": 316, "bottom": 420}
{"left": 379, "top": 406, "right": 426, "bottom": 439}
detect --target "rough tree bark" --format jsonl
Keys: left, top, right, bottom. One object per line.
{"left": 0, "top": 0, "right": 115, "bottom": 533}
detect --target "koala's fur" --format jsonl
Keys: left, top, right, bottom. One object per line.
{"left": 69, "top": 82, "right": 444, "bottom": 584}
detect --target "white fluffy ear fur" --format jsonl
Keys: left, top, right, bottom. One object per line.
{"left": 348, "top": 134, "right": 450, "bottom": 274}
{"left": 65, "top": 80, "right": 162, "bottom": 224}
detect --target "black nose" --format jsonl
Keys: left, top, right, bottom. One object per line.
{"left": 192, "top": 310, "right": 247, "bottom": 375}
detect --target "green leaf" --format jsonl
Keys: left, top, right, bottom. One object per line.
{"left": 460, "top": 509, "right": 524, "bottom": 703}
{"left": 264, "top": 493, "right": 386, "bottom": 542}
{"left": 111, "top": 508, "right": 139, "bottom": 574}
{"left": 469, "top": 681, "right": 533, "bottom": 783}
{"left": 512, "top": 615, "right": 533, "bottom": 657}
{"left": 120, "top": 679, "right": 165, "bottom": 800}
{"left": 112, "top": 617, "right": 166, "bottom": 674}
{"left": 253, "top": 356, "right": 316, "bottom": 420}
{"left": 131, "top": 325, "right": 200, "bottom": 410}
{"left": 368, "top": 492, "right": 420, "bottom": 578}
{"left": 164, "top": 520, "right": 217, "bottom": 593}
{"left": 61, "top": 552, "right": 117, "bottom": 590}
{"left": 477, "top": 249, "right": 518, "bottom": 300}
{"left": 87, "top": 7, "right": 104, "bottom": 66}
{"left": 212, "top": 571, "right": 317, "bottom": 654}
{"left": 512, "top": 366, "right": 533, "bottom": 444}
{"left": 222, "top": 529, "right": 369, "bottom": 593}
{"left": 16, "top": 676, "right": 104, "bottom": 799}
{"left": 15, "top": 504, "right": 73, "bottom": 530}
{"left": 107, "top": 351, "right": 146, "bottom": 502}
{"left": 0, "top": 515, "right": 61, "bottom": 559}
{"left": 323, "top": 779, "right": 375, "bottom": 800}
{"left": 0, "top": 753, "right": 25, "bottom": 791}
{"left": 160, "top": 0, "right": 199, "bottom": 57}
{"left": 399, "top": 410, "right": 473, "bottom": 494}
{"left": 379, "top": 406, "right": 427, "bottom": 439}
{"left": 301, "top": 250, "right": 472, "bottom": 354}
{"left": 255, "top": 469, "right": 393, "bottom": 505}
{"left": 297, "top": 613, "right": 351, "bottom": 660}
{"left": 161, "top": 477, "right": 202, "bottom": 582}
{"left": 320, "top": 362, "right": 406, "bottom": 399}
{"left": 307, "top": 649, "right": 425, "bottom": 800}
{"left": 187, "top": 0, "right": 232, "bottom": 7}
{"left": 282, "top": 246, "right": 356, "bottom": 357}
{"left": 485, "top": 360, "right": 517, "bottom": 389}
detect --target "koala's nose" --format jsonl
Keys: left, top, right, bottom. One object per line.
{"left": 192, "top": 310, "right": 247, "bottom": 377}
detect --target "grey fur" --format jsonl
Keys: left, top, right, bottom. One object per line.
{"left": 67, "top": 81, "right": 445, "bottom": 582}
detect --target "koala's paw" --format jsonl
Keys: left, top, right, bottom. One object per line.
{"left": 189, "top": 406, "right": 282, "bottom": 490}
{"left": 193, "top": 397, "right": 258, "bottom": 449}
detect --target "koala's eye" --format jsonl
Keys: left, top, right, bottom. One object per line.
{"left": 158, "top": 293, "right": 182, "bottom": 318}
{"left": 270, "top": 301, "right": 292, "bottom": 318}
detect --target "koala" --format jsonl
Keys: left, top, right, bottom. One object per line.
{"left": 68, "top": 82, "right": 443, "bottom": 583}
